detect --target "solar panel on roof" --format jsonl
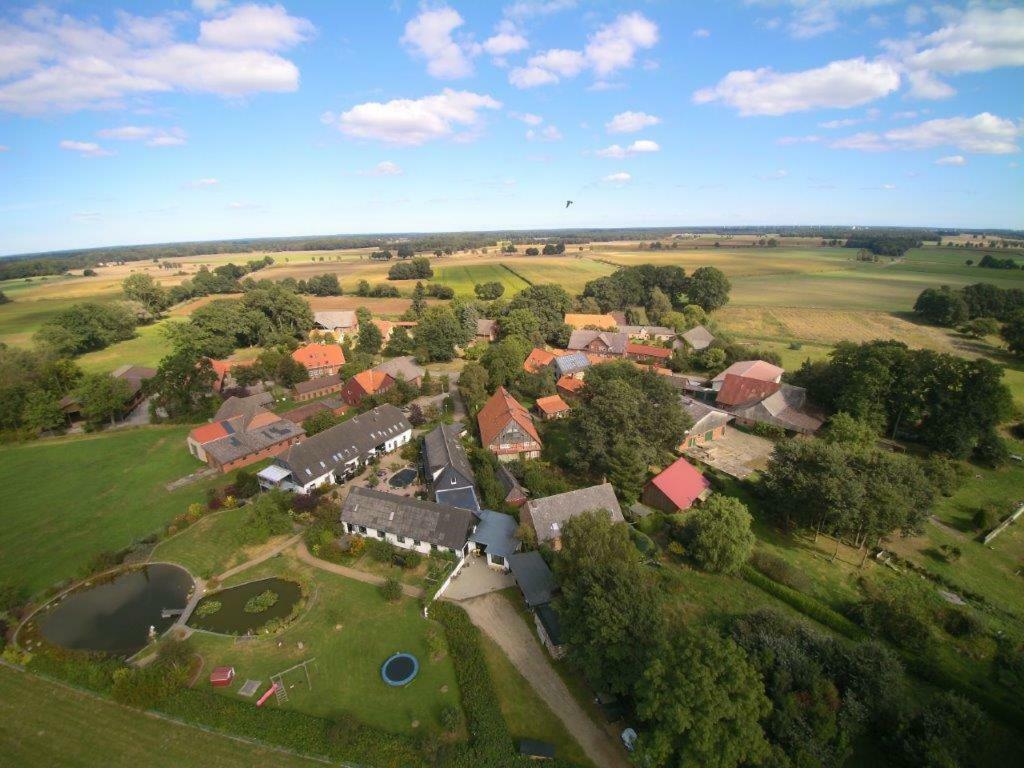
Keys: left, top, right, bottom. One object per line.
{"left": 222, "top": 421, "right": 235, "bottom": 434}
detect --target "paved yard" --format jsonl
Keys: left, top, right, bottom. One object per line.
{"left": 460, "top": 593, "right": 630, "bottom": 768}
{"left": 684, "top": 427, "right": 775, "bottom": 479}
{"left": 442, "top": 555, "right": 515, "bottom": 601}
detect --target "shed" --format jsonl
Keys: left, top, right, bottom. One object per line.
{"left": 209, "top": 666, "right": 235, "bottom": 687}
{"left": 508, "top": 551, "right": 557, "bottom": 607}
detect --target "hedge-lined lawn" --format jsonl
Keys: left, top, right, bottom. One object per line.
{"left": 187, "top": 555, "right": 461, "bottom": 735}
{"left": 0, "top": 666, "right": 324, "bottom": 768}
{"left": 0, "top": 426, "right": 219, "bottom": 593}
{"left": 77, "top": 320, "right": 180, "bottom": 373}
{"left": 478, "top": 631, "right": 594, "bottom": 767}
{"left": 435, "top": 263, "right": 529, "bottom": 297}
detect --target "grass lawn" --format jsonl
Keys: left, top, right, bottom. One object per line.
{"left": 186, "top": 554, "right": 461, "bottom": 735}
{"left": 77, "top": 320, "right": 181, "bottom": 373}
{"left": 435, "top": 263, "right": 529, "bottom": 298}
{"left": 478, "top": 631, "right": 594, "bottom": 767}
{"left": 0, "top": 426, "right": 226, "bottom": 594}
{"left": 0, "top": 665, "right": 324, "bottom": 768}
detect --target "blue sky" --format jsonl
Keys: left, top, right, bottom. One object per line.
{"left": 0, "top": 0, "right": 1021, "bottom": 256}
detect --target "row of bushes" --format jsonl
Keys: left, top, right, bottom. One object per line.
{"left": 740, "top": 565, "right": 866, "bottom": 641}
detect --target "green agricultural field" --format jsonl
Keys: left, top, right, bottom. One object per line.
{"left": 0, "top": 297, "right": 84, "bottom": 346}
{"left": 0, "top": 666, "right": 324, "bottom": 768}
{"left": 435, "top": 262, "right": 530, "bottom": 297}
{"left": 185, "top": 555, "right": 461, "bottom": 735}
{"left": 501, "top": 257, "right": 615, "bottom": 294}
{"left": 0, "top": 426, "right": 224, "bottom": 594}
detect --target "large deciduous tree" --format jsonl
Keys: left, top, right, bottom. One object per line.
{"left": 505, "top": 284, "right": 572, "bottom": 345}
{"left": 122, "top": 273, "right": 170, "bottom": 316}
{"left": 686, "top": 494, "right": 756, "bottom": 574}
{"left": 686, "top": 266, "right": 731, "bottom": 312}
{"left": 413, "top": 306, "right": 462, "bottom": 362}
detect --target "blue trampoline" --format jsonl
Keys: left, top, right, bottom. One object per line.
{"left": 381, "top": 652, "right": 419, "bottom": 686}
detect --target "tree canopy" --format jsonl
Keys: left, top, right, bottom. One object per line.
{"left": 505, "top": 284, "right": 573, "bottom": 346}
{"left": 686, "top": 266, "right": 731, "bottom": 312}
{"left": 34, "top": 302, "right": 137, "bottom": 356}
{"left": 685, "top": 494, "right": 756, "bottom": 574}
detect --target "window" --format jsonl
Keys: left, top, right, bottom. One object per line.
{"left": 491, "top": 554, "right": 505, "bottom": 566}
{"left": 397, "top": 536, "right": 406, "bottom": 544}
{"left": 413, "top": 540, "right": 421, "bottom": 547}
{"left": 704, "top": 430, "right": 714, "bottom": 441}
{"left": 359, "top": 525, "right": 367, "bottom": 534}
{"left": 378, "top": 530, "right": 385, "bottom": 539}
{"left": 431, "top": 543, "right": 438, "bottom": 551}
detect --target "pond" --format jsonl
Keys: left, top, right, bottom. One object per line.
{"left": 189, "top": 577, "right": 302, "bottom": 635}
{"left": 389, "top": 467, "right": 418, "bottom": 488}
{"left": 38, "top": 564, "right": 194, "bottom": 656}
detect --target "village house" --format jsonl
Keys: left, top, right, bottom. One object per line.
{"left": 553, "top": 351, "right": 591, "bottom": 379}
{"left": 677, "top": 325, "right": 715, "bottom": 351}
{"left": 374, "top": 356, "right": 425, "bottom": 389}
{"left": 711, "top": 359, "right": 783, "bottom": 392}
{"left": 372, "top": 318, "right": 417, "bottom": 342}
{"left": 292, "top": 343, "right": 345, "bottom": 379}
{"left": 523, "top": 347, "right": 558, "bottom": 374}
{"left": 291, "top": 372, "right": 343, "bottom": 402}
{"left": 313, "top": 310, "right": 358, "bottom": 341}
{"left": 476, "top": 318, "right": 497, "bottom": 342}
{"left": 625, "top": 342, "right": 672, "bottom": 365}
{"left": 341, "top": 487, "right": 476, "bottom": 557}
{"left": 478, "top": 386, "right": 543, "bottom": 461}
{"left": 257, "top": 404, "right": 411, "bottom": 492}
{"left": 497, "top": 464, "right": 529, "bottom": 508}
{"left": 187, "top": 393, "right": 304, "bottom": 473}
{"left": 340, "top": 369, "right": 394, "bottom": 406}
{"left": 535, "top": 394, "right": 570, "bottom": 420}
{"left": 522, "top": 483, "right": 623, "bottom": 550}
{"left": 205, "top": 358, "right": 255, "bottom": 393}
{"left": 678, "top": 396, "right": 732, "bottom": 450}
{"left": 618, "top": 324, "right": 675, "bottom": 342}
{"left": 556, "top": 375, "right": 585, "bottom": 398}
{"left": 564, "top": 313, "right": 618, "bottom": 330}
{"left": 423, "top": 423, "right": 480, "bottom": 511}
{"left": 59, "top": 363, "right": 157, "bottom": 423}
{"left": 710, "top": 360, "right": 823, "bottom": 435}
{"left": 642, "top": 457, "right": 712, "bottom": 513}
{"left": 567, "top": 329, "right": 629, "bottom": 358}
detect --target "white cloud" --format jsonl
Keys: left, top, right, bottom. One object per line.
{"left": 510, "top": 111, "right": 543, "bottom": 126}
{"left": 483, "top": 24, "right": 529, "bottom": 57}
{"left": 605, "top": 110, "right": 660, "bottom": 134}
{"left": 193, "top": 0, "right": 228, "bottom": 13}
{"left": 594, "top": 139, "right": 659, "bottom": 158}
{"left": 228, "top": 201, "right": 260, "bottom": 210}
{"left": 934, "top": 155, "right": 965, "bottom": 166}
{"left": 401, "top": 6, "right": 478, "bottom": 79}
{"left": 97, "top": 125, "right": 186, "bottom": 146}
{"left": 819, "top": 117, "right": 862, "bottom": 129}
{"left": 59, "top": 139, "right": 113, "bottom": 157}
{"left": 753, "top": 0, "right": 901, "bottom": 39}
{"left": 526, "top": 125, "right": 562, "bottom": 141}
{"left": 188, "top": 177, "right": 219, "bottom": 187}
{"left": 693, "top": 57, "right": 900, "bottom": 116}
{"left": 692, "top": 28, "right": 711, "bottom": 38}
{"left": 0, "top": 7, "right": 310, "bottom": 114}
{"left": 901, "top": 7, "right": 1024, "bottom": 76}
{"left": 335, "top": 89, "right": 502, "bottom": 145}
{"left": 508, "top": 12, "right": 657, "bottom": 88}
{"left": 904, "top": 5, "right": 927, "bottom": 26}
{"left": 891, "top": 110, "right": 919, "bottom": 120}
{"left": 831, "top": 113, "right": 1022, "bottom": 154}
{"left": 602, "top": 171, "right": 631, "bottom": 183}
{"left": 504, "top": 0, "right": 577, "bottom": 20}
{"left": 880, "top": 183, "right": 896, "bottom": 190}
{"left": 776, "top": 134, "right": 822, "bottom": 145}
{"left": 757, "top": 168, "right": 789, "bottom": 180}
{"left": 905, "top": 70, "right": 955, "bottom": 100}
{"left": 365, "top": 160, "right": 403, "bottom": 176}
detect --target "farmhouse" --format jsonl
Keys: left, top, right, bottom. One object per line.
{"left": 677, "top": 325, "right": 715, "bottom": 351}
{"left": 340, "top": 369, "right": 394, "bottom": 406}
{"left": 535, "top": 394, "right": 570, "bottom": 420}
{"left": 374, "top": 356, "right": 425, "bottom": 389}
{"left": 187, "top": 395, "right": 304, "bottom": 473}
{"left": 292, "top": 343, "right": 345, "bottom": 379}
{"left": 711, "top": 360, "right": 783, "bottom": 392}
{"left": 678, "top": 396, "right": 732, "bottom": 450}
{"left": 313, "top": 310, "right": 358, "bottom": 340}
{"left": 619, "top": 324, "right": 674, "bottom": 342}
{"left": 522, "top": 483, "right": 623, "bottom": 549}
{"left": 567, "top": 330, "right": 628, "bottom": 357}
{"left": 553, "top": 351, "right": 590, "bottom": 378}
{"left": 564, "top": 313, "right": 618, "bottom": 330}
{"left": 291, "top": 372, "right": 342, "bottom": 402}
{"left": 207, "top": 357, "right": 255, "bottom": 393}
{"left": 523, "top": 347, "right": 557, "bottom": 373}
{"left": 341, "top": 486, "right": 476, "bottom": 556}
{"left": 642, "top": 457, "right": 711, "bottom": 513}
{"left": 478, "top": 386, "right": 542, "bottom": 461}
{"left": 476, "top": 318, "right": 497, "bottom": 342}
{"left": 258, "top": 404, "right": 411, "bottom": 492}
{"left": 625, "top": 342, "right": 672, "bottom": 364}
{"left": 423, "top": 423, "right": 480, "bottom": 511}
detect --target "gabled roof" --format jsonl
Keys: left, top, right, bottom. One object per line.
{"left": 469, "top": 509, "right": 519, "bottom": 558}
{"left": 497, "top": 464, "right": 528, "bottom": 504}
{"left": 477, "top": 386, "right": 541, "bottom": 448}
{"left": 564, "top": 313, "right": 618, "bottom": 330}
{"left": 214, "top": 392, "right": 274, "bottom": 426}
{"left": 189, "top": 420, "right": 230, "bottom": 445}
{"left": 626, "top": 342, "right": 671, "bottom": 359}
{"left": 203, "top": 417, "right": 304, "bottom": 465}
{"left": 618, "top": 325, "right": 674, "bottom": 337}
{"left": 476, "top": 318, "right": 496, "bottom": 336}
{"left": 374, "top": 356, "right": 424, "bottom": 382}
{"left": 715, "top": 373, "right": 781, "bottom": 408}
{"left": 523, "top": 348, "right": 556, "bottom": 373}
{"left": 648, "top": 457, "right": 711, "bottom": 510}
{"left": 423, "top": 423, "right": 476, "bottom": 490}
{"left": 556, "top": 376, "right": 585, "bottom": 395}
{"left": 680, "top": 396, "right": 732, "bottom": 434}
{"left": 711, "top": 359, "right": 783, "bottom": 384}
{"left": 341, "top": 486, "right": 476, "bottom": 550}
{"left": 314, "top": 311, "right": 357, "bottom": 330}
{"left": 292, "top": 343, "right": 345, "bottom": 370}
{"left": 536, "top": 394, "right": 570, "bottom": 415}
{"left": 554, "top": 352, "right": 590, "bottom": 376}
{"left": 349, "top": 369, "right": 394, "bottom": 396}
{"left": 508, "top": 551, "right": 556, "bottom": 607}
{"left": 729, "top": 383, "right": 824, "bottom": 434}
{"left": 567, "top": 330, "right": 628, "bottom": 355}
{"left": 279, "top": 400, "right": 333, "bottom": 425}
{"left": 525, "top": 483, "right": 623, "bottom": 543}
{"left": 680, "top": 325, "right": 715, "bottom": 350}
{"left": 292, "top": 372, "right": 342, "bottom": 395}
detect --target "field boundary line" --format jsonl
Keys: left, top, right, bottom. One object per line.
{"left": 498, "top": 262, "right": 532, "bottom": 286}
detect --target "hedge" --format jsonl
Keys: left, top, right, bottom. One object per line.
{"left": 740, "top": 566, "right": 865, "bottom": 641}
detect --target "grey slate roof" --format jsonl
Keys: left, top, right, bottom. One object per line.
{"left": 204, "top": 419, "right": 304, "bottom": 465}
{"left": 567, "top": 330, "right": 628, "bottom": 356}
{"left": 423, "top": 423, "right": 476, "bottom": 490}
{"left": 341, "top": 486, "right": 476, "bottom": 550}
{"left": 525, "top": 483, "right": 624, "bottom": 543}
{"left": 292, "top": 372, "right": 341, "bottom": 395}
{"left": 469, "top": 510, "right": 520, "bottom": 558}
{"left": 554, "top": 352, "right": 591, "bottom": 376}
{"left": 679, "top": 324, "right": 715, "bottom": 350}
{"left": 508, "top": 551, "right": 556, "bottom": 607}
{"left": 374, "top": 356, "right": 425, "bottom": 383}
{"left": 681, "top": 395, "right": 733, "bottom": 434}
{"left": 497, "top": 464, "right": 528, "bottom": 503}
{"left": 215, "top": 392, "right": 274, "bottom": 424}
{"left": 728, "top": 383, "right": 824, "bottom": 434}
{"left": 274, "top": 404, "right": 411, "bottom": 483}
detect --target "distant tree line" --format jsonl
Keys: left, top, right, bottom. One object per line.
{"left": 844, "top": 235, "right": 921, "bottom": 258}
{"left": 387, "top": 257, "right": 433, "bottom": 280}
{"left": 977, "top": 254, "right": 1021, "bottom": 270}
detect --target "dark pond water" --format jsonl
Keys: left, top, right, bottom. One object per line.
{"left": 39, "top": 564, "right": 193, "bottom": 656}
{"left": 389, "top": 467, "right": 418, "bottom": 488}
{"left": 189, "top": 578, "right": 301, "bottom": 635}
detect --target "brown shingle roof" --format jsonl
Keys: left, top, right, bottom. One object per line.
{"left": 477, "top": 386, "right": 541, "bottom": 449}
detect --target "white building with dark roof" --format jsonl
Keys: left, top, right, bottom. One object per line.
{"left": 341, "top": 487, "right": 477, "bottom": 556}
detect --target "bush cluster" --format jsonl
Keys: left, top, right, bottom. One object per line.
{"left": 741, "top": 566, "right": 865, "bottom": 640}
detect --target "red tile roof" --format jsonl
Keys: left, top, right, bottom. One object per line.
{"left": 536, "top": 394, "right": 570, "bottom": 415}
{"left": 351, "top": 369, "right": 393, "bottom": 396}
{"left": 291, "top": 343, "right": 345, "bottom": 370}
{"left": 715, "top": 373, "right": 781, "bottom": 408}
{"left": 649, "top": 458, "right": 711, "bottom": 510}
{"left": 523, "top": 348, "right": 556, "bottom": 373}
{"left": 189, "top": 421, "right": 230, "bottom": 445}
{"left": 556, "top": 375, "right": 585, "bottom": 395}
{"left": 626, "top": 342, "right": 671, "bottom": 359}
{"left": 711, "top": 359, "right": 783, "bottom": 384}
{"left": 478, "top": 386, "right": 541, "bottom": 449}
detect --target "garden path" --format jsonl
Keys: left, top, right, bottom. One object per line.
{"left": 293, "top": 541, "right": 425, "bottom": 598}
{"left": 460, "top": 593, "right": 630, "bottom": 768}
{"left": 216, "top": 533, "right": 303, "bottom": 582}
